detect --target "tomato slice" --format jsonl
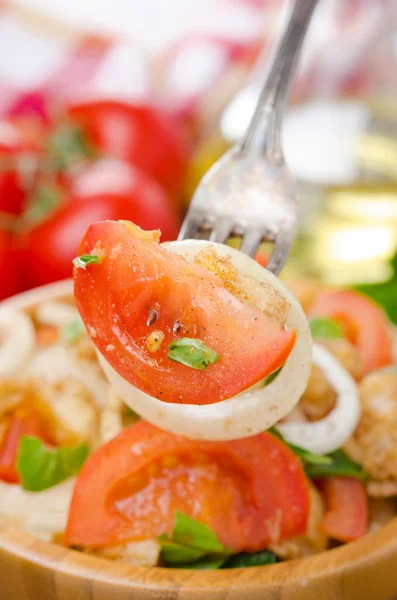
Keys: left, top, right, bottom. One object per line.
{"left": 66, "top": 421, "right": 309, "bottom": 551}
{"left": 74, "top": 221, "right": 295, "bottom": 405}
{"left": 319, "top": 477, "right": 368, "bottom": 543}
{"left": 309, "top": 290, "right": 392, "bottom": 373}
{"left": 0, "top": 409, "right": 52, "bottom": 483}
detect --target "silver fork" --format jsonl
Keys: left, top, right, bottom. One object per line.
{"left": 179, "top": 0, "right": 318, "bottom": 275}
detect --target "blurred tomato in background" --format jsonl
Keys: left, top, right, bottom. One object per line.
{"left": 0, "top": 229, "right": 21, "bottom": 300}
{"left": 0, "top": 99, "right": 188, "bottom": 292}
{"left": 22, "top": 158, "right": 180, "bottom": 287}
{"left": 0, "top": 0, "right": 395, "bottom": 301}
{"left": 61, "top": 101, "right": 190, "bottom": 199}
{"left": 0, "top": 119, "right": 43, "bottom": 215}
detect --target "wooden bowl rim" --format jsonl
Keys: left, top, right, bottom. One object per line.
{"left": 1, "top": 280, "right": 397, "bottom": 593}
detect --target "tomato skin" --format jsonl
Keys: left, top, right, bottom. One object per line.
{"left": 66, "top": 421, "right": 309, "bottom": 551}
{"left": 0, "top": 170, "right": 26, "bottom": 216}
{"left": 255, "top": 251, "right": 269, "bottom": 268}
{"left": 0, "top": 229, "right": 22, "bottom": 300}
{"left": 319, "top": 477, "right": 368, "bottom": 543}
{"left": 309, "top": 290, "right": 393, "bottom": 373}
{"left": 23, "top": 161, "right": 180, "bottom": 287}
{"left": 74, "top": 220, "right": 295, "bottom": 405}
{"left": 65, "top": 101, "right": 190, "bottom": 199}
{"left": 0, "top": 410, "right": 51, "bottom": 483}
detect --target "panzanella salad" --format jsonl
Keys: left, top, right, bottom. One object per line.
{"left": 0, "top": 219, "right": 396, "bottom": 569}
{"left": 73, "top": 220, "right": 312, "bottom": 441}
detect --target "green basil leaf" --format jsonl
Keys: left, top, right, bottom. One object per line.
{"left": 268, "top": 426, "right": 283, "bottom": 440}
{"left": 286, "top": 443, "right": 332, "bottom": 466}
{"left": 159, "top": 539, "right": 207, "bottom": 565}
{"left": 265, "top": 367, "right": 282, "bottom": 385}
{"left": 61, "top": 317, "right": 85, "bottom": 345}
{"left": 25, "top": 184, "right": 62, "bottom": 223}
{"left": 159, "top": 513, "right": 229, "bottom": 568}
{"left": 48, "top": 124, "right": 96, "bottom": 171}
{"left": 17, "top": 436, "right": 89, "bottom": 492}
{"left": 73, "top": 254, "right": 101, "bottom": 269}
{"left": 180, "top": 556, "right": 228, "bottom": 570}
{"left": 172, "top": 512, "right": 225, "bottom": 553}
{"left": 223, "top": 550, "right": 277, "bottom": 568}
{"left": 269, "top": 428, "right": 367, "bottom": 481}
{"left": 309, "top": 317, "right": 344, "bottom": 339}
{"left": 305, "top": 449, "right": 368, "bottom": 482}
{"left": 355, "top": 250, "right": 397, "bottom": 325}
{"left": 268, "top": 428, "right": 331, "bottom": 466}
{"left": 167, "top": 339, "right": 219, "bottom": 370}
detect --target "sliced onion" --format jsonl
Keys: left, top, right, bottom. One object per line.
{"left": 26, "top": 344, "right": 107, "bottom": 407}
{"left": 35, "top": 300, "right": 79, "bottom": 327}
{"left": 98, "top": 240, "right": 312, "bottom": 441}
{"left": 0, "top": 309, "right": 36, "bottom": 378}
{"left": 1, "top": 280, "right": 73, "bottom": 312}
{"left": 0, "top": 478, "right": 75, "bottom": 541}
{"left": 278, "top": 343, "right": 361, "bottom": 455}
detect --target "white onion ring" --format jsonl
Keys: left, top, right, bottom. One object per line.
{"left": 0, "top": 280, "right": 105, "bottom": 407}
{"left": 278, "top": 343, "right": 361, "bottom": 455}
{"left": 98, "top": 240, "right": 312, "bottom": 441}
{"left": 25, "top": 344, "right": 107, "bottom": 407}
{"left": 0, "top": 309, "right": 36, "bottom": 378}
{"left": 35, "top": 301, "right": 79, "bottom": 327}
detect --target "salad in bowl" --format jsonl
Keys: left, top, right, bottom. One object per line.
{"left": 0, "top": 219, "right": 396, "bottom": 572}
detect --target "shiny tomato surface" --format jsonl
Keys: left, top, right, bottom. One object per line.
{"left": 66, "top": 421, "right": 310, "bottom": 552}
{"left": 74, "top": 220, "right": 296, "bottom": 405}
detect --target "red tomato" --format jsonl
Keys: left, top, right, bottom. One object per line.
{"left": 64, "top": 101, "right": 190, "bottom": 198}
{"left": 23, "top": 160, "right": 180, "bottom": 287}
{"left": 319, "top": 477, "right": 368, "bottom": 542}
{"left": 66, "top": 421, "right": 309, "bottom": 551}
{"left": 0, "top": 409, "right": 51, "bottom": 483}
{"left": 309, "top": 290, "right": 393, "bottom": 373}
{"left": 0, "top": 119, "right": 41, "bottom": 215}
{"left": 0, "top": 228, "right": 22, "bottom": 300}
{"left": 74, "top": 220, "right": 296, "bottom": 405}
{"left": 255, "top": 251, "right": 269, "bottom": 268}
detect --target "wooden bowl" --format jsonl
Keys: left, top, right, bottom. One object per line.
{"left": 1, "top": 282, "right": 397, "bottom": 600}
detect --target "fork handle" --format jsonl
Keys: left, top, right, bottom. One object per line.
{"left": 238, "top": 0, "right": 318, "bottom": 163}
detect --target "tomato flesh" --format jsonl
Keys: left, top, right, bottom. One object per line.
{"left": 65, "top": 421, "right": 310, "bottom": 551}
{"left": 309, "top": 290, "right": 392, "bottom": 373}
{"left": 0, "top": 409, "right": 52, "bottom": 483}
{"left": 74, "top": 220, "right": 296, "bottom": 405}
{"left": 319, "top": 477, "right": 368, "bottom": 542}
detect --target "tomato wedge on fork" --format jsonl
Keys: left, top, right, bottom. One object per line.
{"left": 66, "top": 421, "right": 310, "bottom": 552}
{"left": 74, "top": 220, "right": 296, "bottom": 405}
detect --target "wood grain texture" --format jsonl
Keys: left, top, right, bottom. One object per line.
{"left": 1, "top": 517, "right": 397, "bottom": 600}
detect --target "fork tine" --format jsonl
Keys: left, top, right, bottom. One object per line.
{"left": 178, "top": 217, "right": 199, "bottom": 241}
{"left": 208, "top": 219, "right": 234, "bottom": 244}
{"left": 239, "top": 228, "right": 265, "bottom": 257}
{"left": 266, "top": 228, "right": 295, "bottom": 276}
